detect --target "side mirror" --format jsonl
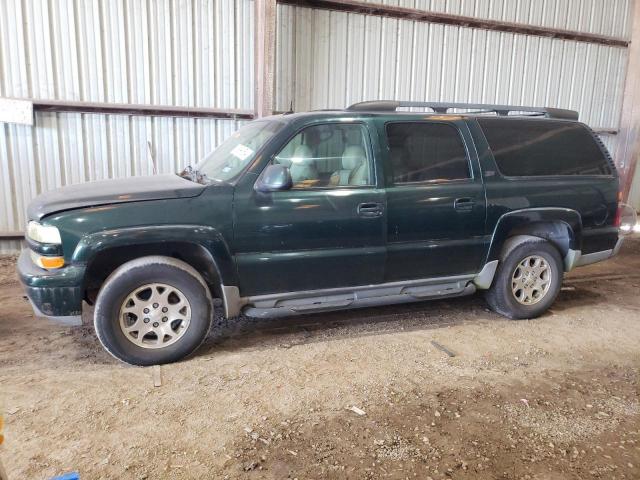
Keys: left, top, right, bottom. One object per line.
{"left": 254, "top": 164, "right": 293, "bottom": 193}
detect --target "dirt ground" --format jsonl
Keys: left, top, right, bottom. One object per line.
{"left": 1, "top": 240, "right": 639, "bottom": 480}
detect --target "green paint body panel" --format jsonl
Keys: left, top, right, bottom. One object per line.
{"left": 17, "top": 110, "right": 621, "bottom": 319}
{"left": 376, "top": 119, "right": 488, "bottom": 280}
{"left": 232, "top": 117, "right": 387, "bottom": 295}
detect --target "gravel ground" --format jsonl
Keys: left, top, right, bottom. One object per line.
{"left": 0, "top": 240, "right": 639, "bottom": 479}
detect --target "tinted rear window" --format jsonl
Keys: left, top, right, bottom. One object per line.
{"left": 385, "top": 122, "right": 470, "bottom": 183}
{"left": 478, "top": 118, "right": 612, "bottom": 177}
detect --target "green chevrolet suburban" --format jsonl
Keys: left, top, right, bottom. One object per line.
{"left": 18, "top": 101, "right": 629, "bottom": 365}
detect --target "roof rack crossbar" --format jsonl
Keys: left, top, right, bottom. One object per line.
{"left": 346, "top": 101, "right": 579, "bottom": 120}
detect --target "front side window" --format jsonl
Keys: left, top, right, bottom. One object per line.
{"left": 478, "top": 118, "right": 613, "bottom": 177}
{"left": 273, "top": 123, "right": 373, "bottom": 188}
{"left": 385, "top": 122, "right": 470, "bottom": 184}
{"left": 197, "top": 120, "right": 284, "bottom": 182}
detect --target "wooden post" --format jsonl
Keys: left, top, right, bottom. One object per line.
{"left": 617, "top": 0, "right": 640, "bottom": 201}
{"left": 254, "top": 0, "right": 277, "bottom": 117}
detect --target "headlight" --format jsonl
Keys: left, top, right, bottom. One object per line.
{"left": 27, "top": 221, "right": 62, "bottom": 244}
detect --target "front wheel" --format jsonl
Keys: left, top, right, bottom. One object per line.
{"left": 485, "top": 236, "right": 563, "bottom": 320}
{"left": 94, "top": 256, "right": 213, "bottom": 366}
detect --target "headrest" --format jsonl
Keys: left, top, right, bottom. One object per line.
{"left": 290, "top": 145, "right": 313, "bottom": 166}
{"left": 342, "top": 145, "right": 365, "bottom": 170}
{"left": 343, "top": 128, "right": 362, "bottom": 145}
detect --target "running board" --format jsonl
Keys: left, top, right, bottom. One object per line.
{"left": 242, "top": 276, "right": 476, "bottom": 319}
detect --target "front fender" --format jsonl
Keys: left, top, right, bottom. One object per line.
{"left": 486, "top": 207, "right": 583, "bottom": 264}
{"left": 72, "top": 224, "right": 238, "bottom": 286}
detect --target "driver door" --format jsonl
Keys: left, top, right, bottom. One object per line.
{"left": 232, "top": 121, "right": 387, "bottom": 297}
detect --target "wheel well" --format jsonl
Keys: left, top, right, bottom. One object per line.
{"left": 83, "top": 242, "right": 222, "bottom": 304}
{"left": 504, "top": 221, "right": 573, "bottom": 258}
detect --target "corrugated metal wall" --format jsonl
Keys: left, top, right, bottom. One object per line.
{"left": 275, "top": 0, "right": 631, "bottom": 157}
{"left": 1, "top": 0, "right": 253, "bottom": 106}
{"left": 0, "top": 0, "right": 252, "bottom": 251}
{"left": 0, "top": 0, "right": 636, "bottom": 252}
{"left": 359, "top": 0, "right": 633, "bottom": 38}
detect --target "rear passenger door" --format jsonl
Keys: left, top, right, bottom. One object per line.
{"left": 382, "top": 120, "right": 488, "bottom": 281}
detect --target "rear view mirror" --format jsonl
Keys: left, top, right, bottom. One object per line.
{"left": 254, "top": 164, "right": 293, "bottom": 193}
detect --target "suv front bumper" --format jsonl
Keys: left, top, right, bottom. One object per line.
{"left": 17, "top": 249, "right": 85, "bottom": 325}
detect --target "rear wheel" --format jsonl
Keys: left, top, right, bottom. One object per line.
{"left": 94, "top": 256, "right": 213, "bottom": 366}
{"left": 485, "top": 236, "right": 563, "bottom": 319}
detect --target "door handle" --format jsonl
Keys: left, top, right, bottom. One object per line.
{"left": 454, "top": 197, "right": 475, "bottom": 212}
{"left": 357, "top": 202, "right": 383, "bottom": 218}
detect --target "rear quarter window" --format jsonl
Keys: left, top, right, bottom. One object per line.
{"left": 477, "top": 118, "right": 612, "bottom": 177}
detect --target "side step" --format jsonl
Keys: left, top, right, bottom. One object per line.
{"left": 243, "top": 277, "right": 476, "bottom": 319}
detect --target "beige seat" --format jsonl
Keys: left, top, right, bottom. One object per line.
{"left": 288, "top": 145, "right": 319, "bottom": 184}
{"left": 331, "top": 145, "right": 369, "bottom": 186}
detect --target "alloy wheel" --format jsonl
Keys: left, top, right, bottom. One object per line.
{"left": 510, "top": 255, "right": 552, "bottom": 305}
{"left": 118, "top": 283, "right": 191, "bottom": 349}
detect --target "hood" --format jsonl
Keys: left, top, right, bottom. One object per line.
{"left": 28, "top": 174, "right": 206, "bottom": 220}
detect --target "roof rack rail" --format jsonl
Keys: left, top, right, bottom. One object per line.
{"left": 346, "top": 101, "right": 579, "bottom": 120}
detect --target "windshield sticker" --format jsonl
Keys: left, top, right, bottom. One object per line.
{"left": 230, "top": 144, "right": 254, "bottom": 161}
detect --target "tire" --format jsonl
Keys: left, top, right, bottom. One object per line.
{"left": 485, "top": 235, "right": 563, "bottom": 320}
{"left": 94, "top": 256, "right": 213, "bottom": 366}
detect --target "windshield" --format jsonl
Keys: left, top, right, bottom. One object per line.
{"left": 196, "top": 120, "right": 284, "bottom": 182}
